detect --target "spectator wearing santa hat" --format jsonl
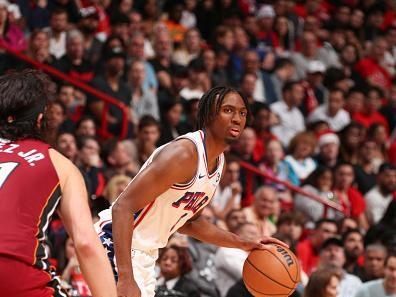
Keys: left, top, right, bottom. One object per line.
{"left": 315, "top": 131, "right": 341, "bottom": 169}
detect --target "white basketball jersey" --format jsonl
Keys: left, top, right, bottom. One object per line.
{"left": 96, "top": 130, "right": 224, "bottom": 251}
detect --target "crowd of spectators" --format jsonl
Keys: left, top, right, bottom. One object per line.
{"left": 1, "top": 0, "right": 396, "bottom": 296}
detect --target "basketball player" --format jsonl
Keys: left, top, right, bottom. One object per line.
{"left": 96, "top": 86, "right": 287, "bottom": 297}
{"left": 0, "top": 70, "right": 117, "bottom": 297}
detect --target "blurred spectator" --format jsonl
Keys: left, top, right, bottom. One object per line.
{"left": 158, "top": 100, "right": 184, "bottom": 145}
{"left": 57, "top": 83, "right": 85, "bottom": 124}
{"left": 55, "top": 131, "right": 78, "bottom": 163}
{"left": 342, "top": 229, "right": 364, "bottom": 276}
{"left": 102, "top": 138, "right": 138, "bottom": 179}
{"left": 46, "top": 8, "right": 68, "bottom": 59}
{"left": 355, "top": 252, "right": 396, "bottom": 297}
{"left": 332, "top": 162, "right": 368, "bottom": 230}
{"left": 339, "top": 123, "right": 366, "bottom": 165}
{"left": 52, "top": 29, "right": 95, "bottom": 83}
{"left": 26, "top": 29, "right": 54, "bottom": 65}
{"left": 188, "top": 207, "right": 219, "bottom": 297}
{"left": 75, "top": 116, "right": 96, "bottom": 138}
{"left": 215, "top": 223, "right": 259, "bottom": 297}
{"left": 172, "top": 28, "right": 202, "bottom": 66}
{"left": 156, "top": 245, "right": 200, "bottom": 297}
{"left": 355, "top": 37, "right": 392, "bottom": 92}
{"left": 262, "top": 58, "right": 295, "bottom": 104}
{"left": 78, "top": 6, "right": 103, "bottom": 65}
{"left": 157, "top": 64, "right": 188, "bottom": 109}
{"left": 355, "top": 140, "right": 382, "bottom": 194}
{"left": 303, "top": 60, "right": 327, "bottom": 113}
{"left": 61, "top": 237, "right": 91, "bottom": 296}
{"left": 344, "top": 88, "right": 365, "bottom": 118}
{"left": 239, "top": 72, "right": 258, "bottom": 103}
{"left": 180, "top": 0, "right": 197, "bottom": 29}
{"left": 353, "top": 86, "right": 389, "bottom": 131}
{"left": 88, "top": 46, "right": 131, "bottom": 137}
{"left": 124, "top": 115, "right": 160, "bottom": 167}
{"left": 284, "top": 132, "right": 317, "bottom": 182}
{"left": 318, "top": 237, "right": 363, "bottom": 297}
{"left": 297, "top": 218, "right": 338, "bottom": 275}
{"left": 179, "top": 58, "right": 208, "bottom": 101}
{"left": 303, "top": 267, "right": 341, "bottom": 297}
{"left": 365, "top": 200, "right": 396, "bottom": 248}
{"left": 102, "top": 174, "right": 131, "bottom": 205}
{"left": 179, "top": 98, "right": 199, "bottom": 133}
{"left": 367, "top": 123, "right": 390, "bottom": 161}
{"left": 365, "top": 163, "right": 396, "bottom": 225}
{"left": 295, "top": 166, "right": 340, "bottom": 224}
{"left": 127, "top": 31, "right": 158, "bottom": 91}
{"left": 76, "top": 136, "right": 105, "bottom": 198}
{"left": 270, "top": 81, "right": 306, "bottom": 147}
{"left": 307, "top": 88, "right": 351, "bottom": 132}
{"left": 211, "top": 156, "right": 242, "bottom": 221}
{"left": 128, "top": 59, "right": 160, "bottom": 123}
{"left": 250, "top": 102, "right": 277, "bottom": 161}
{"left": 110, "top": 13, "right": 130, "bottom": 46}
{"left": 243, "top": 186, "right": 278, "bottom": 237}
{"left": 149, "top": 29, "right": 179, "bottom": 89}
{"left": 357, "top": 244, "right": 387, "bottom": 282}
{"left": 224, "top": 209, "right": 247, "bottom": 233}
{"left": 259, "top": 139, "right": 299, "bottom": 190}
{"left": 276, "top": 211, "right": 304, "bottom": 245}
{"left": 0, "top": 0, "right": 26, "bottom": 52}
{"left": 163, "top": 1, "right": 187, "bottom": 45}
{"left": 380, "top": 81, "right": 396, "bottom": 134}
{"left": 315, "top": 131, "right": 340, "bottom": 169}
{"left": 291, "top": 31, "right": 337, "bottom": 80}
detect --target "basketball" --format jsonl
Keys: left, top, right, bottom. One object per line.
{"left": 242, "top": 244, "right": 301, "bottom": 297}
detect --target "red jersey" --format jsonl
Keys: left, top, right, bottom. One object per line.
{"left": 0, "top": 138, "right": 64, "bottom": 297}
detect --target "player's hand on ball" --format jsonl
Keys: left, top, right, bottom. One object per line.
{"left": 241, "top": 236, "right": 289, "bottom": 251}
{"left": 117, "top": 278, "right": 141, "bottom": 297}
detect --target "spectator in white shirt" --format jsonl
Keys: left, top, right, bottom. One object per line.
{"left": 318, "top": 237, "right": 363, "bottom": 297}
{"left": 46, "top": 9, "right": 68, "bottom": 59}
{"left": 365, "top": 163, "right": 396, "bottom": 225}
{"left": 270, "top": 81, "right": 305, "bottom": 147}
{"left": 211, "top": 156, "right": 242, "bottom": 221}
{"left": 215, "top": 223, "right": 260, "bottom": 297}
{"left": 308, "top": 88, "right": 351, "bottom": 132}
{"left": 355, "top": 252, "right": 396, "bottom": 297}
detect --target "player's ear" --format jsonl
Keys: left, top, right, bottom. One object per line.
{"left": 36, "top": 113, "right": 44, "bottom": 128}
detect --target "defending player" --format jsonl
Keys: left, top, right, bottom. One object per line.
{"left": 96, "top": 86, "right": 287, "bottom": 297}
{"left": 0, "top": 70, "right": 117, "bottom": 297}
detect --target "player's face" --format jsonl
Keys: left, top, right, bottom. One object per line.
{"left": 210, "top": 92, "right": 247, "bottom": 144}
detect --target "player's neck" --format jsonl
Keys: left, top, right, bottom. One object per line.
{"left": 202, "top": 130, "right": 226, "bottom": 164}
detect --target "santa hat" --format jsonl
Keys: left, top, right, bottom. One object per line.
{"left": 318, "top": 131, "right": 340, "bottom": 147}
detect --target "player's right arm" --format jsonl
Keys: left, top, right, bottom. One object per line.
{"left": 50, "top": 149, "right": 117, "bottom": 297}
{"left": 112, "top": 139, "right": 197, "bottom": 297}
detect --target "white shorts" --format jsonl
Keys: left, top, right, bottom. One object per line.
{"left": 131, "top": 249, "right": 158, "bottom": 297}
{"left": 97, "top": 221, "right": 158, "bottom": 297}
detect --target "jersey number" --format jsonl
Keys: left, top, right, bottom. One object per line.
{"left": 0, "top": 162, "right": 19, "bottom": 188}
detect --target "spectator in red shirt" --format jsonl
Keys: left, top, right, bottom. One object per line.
{"left": 296, "top": 218, "right": 338, "bottom": 276}
{"left": 353, "top": 86, "right": 389, "bottom": 131}
{"left": 250, "top": 102, "right": 277, "bottom": 161}
{"left": 355, "top": 36, "right": 392, "bottom": 92}
{"left": 333, "top": 162, "right": 368, "bottom": 230}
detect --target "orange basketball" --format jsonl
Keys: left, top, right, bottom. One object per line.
{"left": 242, "top": 244, "right": 301, "bottom": 297}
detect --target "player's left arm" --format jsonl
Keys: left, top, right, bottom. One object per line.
{"left": 178, "top": 212, "right": 288, "bottom": 251}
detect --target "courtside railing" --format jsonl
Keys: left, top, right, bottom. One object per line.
{"left": 239, "top": 161, "right": 345, "bottom": 213}
{"left": 0, "top": 44, "right": 129, "bottom": 139}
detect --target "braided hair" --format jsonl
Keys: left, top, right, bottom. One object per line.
{"left": 196, "top": 86, "right": 251, "bottom": 130}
